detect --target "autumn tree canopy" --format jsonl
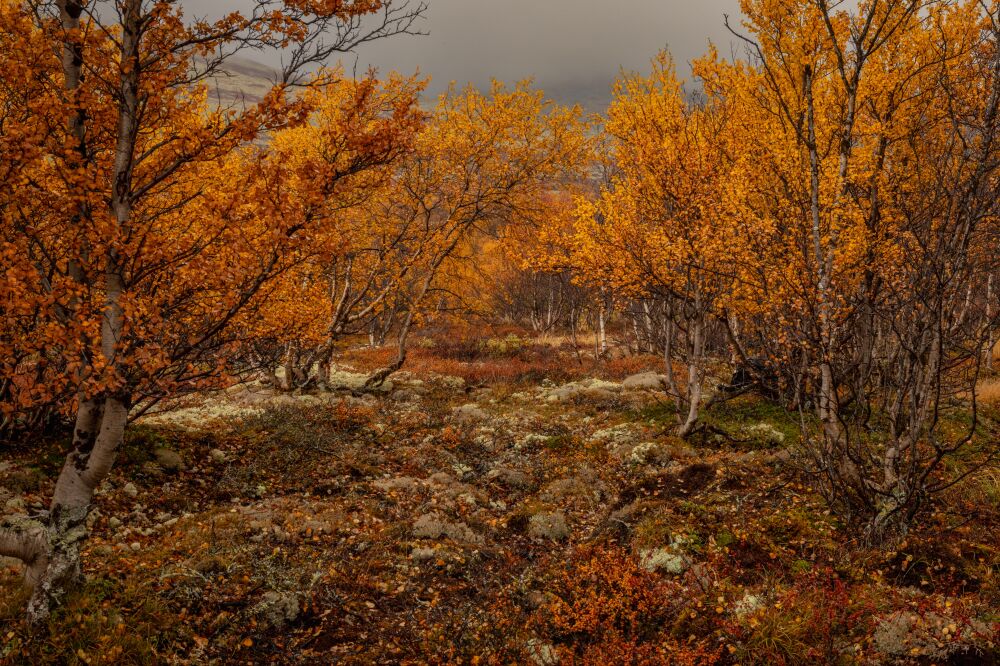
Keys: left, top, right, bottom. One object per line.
{"left": 0, "top": 0, "right": 426, "bottom": 623}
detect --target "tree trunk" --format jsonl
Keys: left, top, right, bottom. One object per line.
{"left": 365, "top": 308, "right": 415, "bottom": 389}
{"left": 20, "top": 0, "right": 142, "bottom": 623}
{"left": 25, "top": 396, "right": 128, "bottom": 624}
{"left": 987, "top": 274, "right": 995, "bottom": 371}
{"left": 678, "top": 313, "right": 704, "bottom": 438}
{"left": 662, "top": 311, "right": 682, "bottom": 417}
{"left": 597, "top": 303, "right": 608, "bottom": 357}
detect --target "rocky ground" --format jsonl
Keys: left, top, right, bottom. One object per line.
{"left": 1, "top": 343, "right": 999, "bottom": 664}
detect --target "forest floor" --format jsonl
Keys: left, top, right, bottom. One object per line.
{"left": 1, "top": 337, "right": 999, "bottom": 665}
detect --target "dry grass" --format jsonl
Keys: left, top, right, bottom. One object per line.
{"left": 975, "top": 377, "right": 1000, "bottom": 407}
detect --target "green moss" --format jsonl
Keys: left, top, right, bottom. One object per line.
{"left": 120, "top": 425, "right": 170, "bottom": 467}
{"left": 715, "top": 529, "right": 736, "bottom": 548}
{"left": 703, "top": 395, "right": 802, "bottom": 449}
{"left": 634, "top": 400, "right": 679, "bottom": 426}
{"left": 791, "top": 559, "right": 812, "bottom": 574}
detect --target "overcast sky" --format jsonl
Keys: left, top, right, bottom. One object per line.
{"left": 185, "top": 0, "right": 745, "bottom": 110}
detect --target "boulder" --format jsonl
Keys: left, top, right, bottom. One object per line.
{"left": 454, "top": 403, "right": 488, "bottom": 422}
{"left": 622, "top": 372, "right": 668, "bottom": 391}
{"left": 486, "top": 466, "right": 533, "bottom": 490}
{"left": 153, "top": 448, "right": 185, "bottom": 473}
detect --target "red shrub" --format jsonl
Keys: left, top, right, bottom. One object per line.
{"left": 525, "top": 545, "right": 724, "bottom": 665}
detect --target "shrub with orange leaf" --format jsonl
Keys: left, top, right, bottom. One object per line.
{"left": 525, "top": 546, "right": 724, "bottom": 665}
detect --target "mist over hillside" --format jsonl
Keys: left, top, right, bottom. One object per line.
{"left": 204, "top": 60, "right": 709, "bottom": 118}
{"left": 206, "top": 55, "right": 618, "bottom": 113}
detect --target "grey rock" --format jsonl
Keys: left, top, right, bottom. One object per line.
{"left": 390, "top": 389, "right": 420, "bottom": 403}
{"left": 621, "top": 372, "right": 668, "bottom": 390}
{"left": 454, "top": 403, "right": 488, "bottom": 421}
{"left": 486, "top": 467, "right": 533, "bottom": 490}
{"left": 153, "top": 448, "right": 185, "bottom": 473}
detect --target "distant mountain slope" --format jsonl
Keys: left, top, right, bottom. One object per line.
{"left": 202, "top": 56, "right": 615, "bottom": 115}
{"left": 203, "top": 56, "right": 281, "bottom": 108}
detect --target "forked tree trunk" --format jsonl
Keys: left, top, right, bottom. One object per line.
{"left": 365, "top": 308, "right": 415, "bottom": 389}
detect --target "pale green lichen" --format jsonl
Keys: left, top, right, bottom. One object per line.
{"left": 638, "top": 547, "right": 688, "bottom": 574}
{"left": 743, "top": 422, "right": 786, "bottom": 445}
